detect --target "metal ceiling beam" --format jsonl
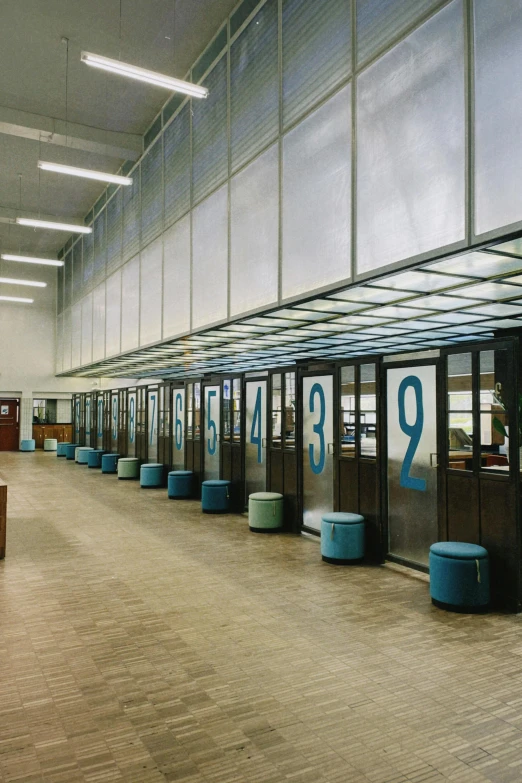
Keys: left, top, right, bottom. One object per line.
{"left": 0, "top": 106, "right": 142, "bottom": 161}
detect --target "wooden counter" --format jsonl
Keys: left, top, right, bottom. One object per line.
{"left": 32, "top": 424, "right": 73, "bottom": 449}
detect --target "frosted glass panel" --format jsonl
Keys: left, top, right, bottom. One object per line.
{"left": 72, "top": 241, "right": 82, "bottom": 301}
{"left": 121, "top": 255, "right": 140, "bottom": 352}
{"left": 192, "top": 185, "right": 228, "bottom": 329}
{"left": 93, "top": 210, "right": 106, "bottom": 286}
{"left": 140, "top": 238, "right": 162, "bottom": 346}
{"left": 192, "top": 56, "right": 228, "bottom": 204}
{"left": 357, "top": 1, "right": 465, "bottom": 275}
{"left": 231, "top": 143, "right": 278, "bottom": 316}
{"left": 164, "top": 105, "right": 190, "bottom": 228}
{"left": 92, "top": 283, "right": 105, "bottom": 362}
{"left": 105, "top": 270, "right": 121, "bottom": 357}
{"left": 62, "top": 307, "right": 72, "bottom": 371}
{"left": 141, "top": 139, "right": 163, "bottom": 247}
{"left": 474, "top": 0, "right": 522, "bottom": 234}
{"left": 81, "top": 294, "right": 93, "bottom": 366}
{"left": 163, "top": 216, "right": 190, "bottom": 338}
{"left": 71, "top": 302, "right": 81, "bottom": 368}
{"left": 83, "top": 232, "right": 94, "bottom": 292}
{"left": 106, "top": 190, "right": 123, "bottom": 275}
{"left": 123, "top": 167, "right": 140, "bottom": 262}
{"left": 55, "top": 313, "right": 63, "bottom": 374}
{"left": 283, "top": 85, "right": 351, "bottom": 299}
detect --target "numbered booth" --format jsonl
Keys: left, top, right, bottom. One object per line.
{"left": 267, "top": 370, "right": 298, "bottom": 531}
{"left": 244, "top": 375, "right": 268, "bottom": 505}
{"left": 95, "top": 392, "right": 104, "bottom": 451}
{"left": 102, "top": 390, "right": 112, "bottom": 452}
{"left": 118, "top": 389, "right": 128, "bottom": 456}
{"left": 146, "top": 386, "right": 159, "bottom": 465}
{"left": 185, "top": 381, "right": 203, "bottom": 496}
{"left": 135, "top": 387, "right": 148, "bottom": 461}
{"left": 110, "top": 390, "right": 119, "bottom": 454}
{"left": 72, "top": 393, "right": 83, "bottom": 446}
{"left": 158, "top": 383, "right": 171, "bottom": 468}
{"left": 171, "top": 385, "right": 186, "bottom": 472}
{"left": 221, "top": 376, "right": 244, "bottom": 511}
{"left": 202, "top": 378, "right": 221, "bottom": 487}
{"left": 127, "top": 388, "right": 137, "bottom": 459}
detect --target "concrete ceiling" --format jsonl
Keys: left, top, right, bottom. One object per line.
{"left": 0, "top": 0, "right": 238, "bottom": 257}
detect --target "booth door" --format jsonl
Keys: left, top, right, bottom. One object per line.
{"left": 302, "top": 374, "right": 334, "bottom": 533}
{"left": 203, "top": 384, "right": 221, "bottom": 482}
{"left": 74, "top": 396, "right": 81, "bottom": 444}
{"left": 147, "top": 388, "right": 159, "bottom": 462}
{"left": 96, "top": 395, "right": 104, "bottom": 450}
{"left": 127, "top": 391, "right": 137, "bottom": 457}
{"left": 172, "top": 387, "right": 185, "bottom": 470}
{"left": 245, "top": 380, "right": 267, "bottom": 499}
{"left": 386, "top": 363, "right": 438, "bottom": 567}
{"left": 85, "top": 395, "right": 92, "bottom": 447}
{"left": 110, "top": 392, "right": 119, "bottom": 453}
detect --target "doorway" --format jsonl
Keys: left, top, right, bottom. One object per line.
{"left": 0, "top": 399, "right": 19, "bottom": 451}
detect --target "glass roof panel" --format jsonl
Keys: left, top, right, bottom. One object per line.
{"left": 329, "top": 287, "right": 410, "bottom": 304}
{"left": 489, "top": 239, "right": 522, "bottom": 258}
{"left": 355, "top": 326, "right": 411, "bottom": 336}
{"left": 424, "top": 251, "right": 522, "bottom": 278}
{"left": 306, "top": 322, "right": 353, "bottom": 332}
{"left": 370, "top": 305, "right": 435, "bottom": 319}
{"left": 449, "top": 282, "right": 522, "bottom": 300}
{"left": 479, "top": 319, "right": 522, "bottom": 329}
{"left": 427, "top": 311, "right": 489, "bottom": 324}
{"left": 294, "top": 299, "right": 367, "bottom": 314}
{"left": 268, "top": 308, "right": 335, "bottom": 321}
{"left": 372, "top": 270, "right": 470, "bottom": 292}
{"left": 464, "top": 302, "right": 522, "bottom": 317}
{"left": 240, "top": 316, "right": 303, "bottom": 327}
{"left": 405, "top": 294, "right": 483, "bottom": 310}
{"left": 334, "top": 314, "right": 393, "bottom": 326}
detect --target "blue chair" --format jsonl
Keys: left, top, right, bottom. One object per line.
{"left": 201, "top": 480, "right": 231, "bottom": 513}
{"left": 429, "top": 542, "right": 490, "bottom": 613}
{"left": 87, "top": 449, "right": 105, "bottom": 468}
{"left": 140, "top": 463, "right": 164, "bottom": 488}
{"left": 20, "top": 439, "right": 35, "bottom": 452}
{"left": 168, "top": 470, "right": 193, "bottom": 499}
{"left": 76, "top": 447, "right": 94, "bottom": 464}
{"left": 57, "top": 442, "right": 70, "bottom": 457}
{"left": 65, "top": 443, "right": 79, "bottom": 460}
{"left": 321, "top": 512, "right": 365, "bottom": 564}
{"left": 101, "top": 453, "right": 120, "bottom": 474}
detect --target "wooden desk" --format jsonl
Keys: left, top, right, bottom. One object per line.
{"left": 0, "top": 478, "right": 6, "bottom": 559}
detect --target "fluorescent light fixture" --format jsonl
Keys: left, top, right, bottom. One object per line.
{"left": 0, "top": 277, "right": 46, "bottom": 288}
{"left": 38, "top": 161, "right": 132, "bottom": 186}
{"left": 0, "top": 295, "right": 33, "bottom": 303}
{"left": 16, "top": 218, "right": 92, "bottom": 234}
{"left": 1, "top": 253, "right": 64, "bottom": 267}
{"left": 81, "top": 51, "right": 208, "bottom": 99}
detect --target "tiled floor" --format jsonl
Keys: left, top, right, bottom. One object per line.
{"left": 1, "top": 453, "right": 522, "bottom": 783}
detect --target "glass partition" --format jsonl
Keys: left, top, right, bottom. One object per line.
{"left": 480, "top": 349, "right": 509, "bottom": 470}
{"left": 222, "top": 379, "right": 231, "bottom": 441}
{"left": 194, "top": 382, "right": 201, "bottom": 440}
{"left": 284, "top": 372, "right": 296, "bottom": 449}
{"left": 232, "top": 378, "right": 241, "bottom": 442}
{"left": 271, "top": 373, "right": 282, "bottom": 447}
{"left": 340, "top": 366, "right": 356, "bottom": 457}
{"left": 339, "top": 362, "right": 378, "bottom": 459}
{"left": 187, "top": 383, "right": 193, "bottom": 439}
{"left": 360, "top": 364, "right": 377, "bottom": 458}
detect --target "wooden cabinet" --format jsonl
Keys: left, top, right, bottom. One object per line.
{"left": 32, "top": 424, "right": 73, "bottom": 449}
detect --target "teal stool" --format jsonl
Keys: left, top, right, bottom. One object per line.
{"left": 118, "top": 457, "right": 139, "bottom": 480}
{"left": 57, "top": 442, "right": 70, "bottom": 457}
{"left": 140, "top": 463, "right": 163, "bottom": 488}
{"left": 65, "top": 443, "right": 79, "bottom": 460}
{"left": 168, "top": 470, "right": 193, "bottom": 499}
{"left": 248, "top": 492, "right": 284, "bottom": 533}
{"left": 429, "top": 542, "right": 490, "bottom": 613}
{"left": 101, "top": 453, "right": 119, "bottom": 473}
{"left": 321, "top": 512, "right": 365, "bottom": 564}
{"left": 87, "top": 449, "right": 105, "bottom": 468}
{"left": 76, "top": 447, "right": 94, "bottom": 464}
{"left": 20, "top": 439, "right": 35, "bottom": 452}
{"left": 201, "top": 480, "right": 231, "bottom": 513}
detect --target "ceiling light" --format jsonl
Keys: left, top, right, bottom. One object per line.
{"left": 0, "top": 295, "right": 33, "bottom": 303}
{"left": 16, "top": 218, "right": 92, "bottom": 234}
{"left": 1, "top": 254, "right": 64, "bottom": 267}
{"left": 38, "top": 161, "right": 132, "bottom": 186}
{"left": 0, "top": 277, "right": 46, "bottom": 288}
{"left": 81, "top": 51, "right": 208, "bottom": 99}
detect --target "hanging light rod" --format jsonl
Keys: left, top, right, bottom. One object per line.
{"left": 38, "top": 161, "right": 133, "bottom": 186}
{"left": 0, "top": 277, "right": 46, "bottom": 288}
{"left": 16, "top": 218, "right": 92, "bottom": 234}
{"left": 81, "top": 51, "right": 208, "bottom": 99}
{"left": 1, "top": 254, "right": 64, "bottom": 267}
{"left": 0, "top": 295, "right": 33, "bottom": 303}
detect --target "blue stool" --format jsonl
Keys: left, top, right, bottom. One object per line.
{"left": 20, "top": 439, "right": 35, "bottom": 452}
{"left": 87, "top": 449, "right": 105, "bottom": 468}
{"left": 57, "top": 442, "right": 70, "bottom": 457}
{"left": 101, "top": 453, "right": 120, "bottom": 474}
{"left": 429, "top": 542, "right": 490, "bottom": 613}
{"left": 65, "top": 443, "right": 79, "bottom": 460}
{"left": 140, "top": 463, "right": 164, "bottom": 488}
{"left": 201, "top": 480, "right": 231, "bottom": 513}
{"left": 76, "top": 447, "right": 94, "bottom": 464}
{"left": 168, "top": 470, "right": 193, "bottom": 499}
{"left": 321, "top": 512, "right": 365, "bottom": 564}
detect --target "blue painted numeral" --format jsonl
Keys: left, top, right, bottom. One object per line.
{"left": 97, "top": 400, "right": 103, "bottom": 438}
{"left": 149, "top": 394, "right": 156, "bottom": 445}
{"left": 175, "top": 393, "right": 183, "bottom": 451}
{"left": 112, "top": 397, "right": 117, "bottom": 439}
{"left": 129, "top": 397, "right": 135, "bottom": 443}
{"left": 207, "top": 390, "right": 217, "bottom": 456}
{"left": 309, "top": 383, "right": 326, "bottom": 475}
{"left": 251, "top": 387, "right": 262, "bottom": 464}
{"left": 398, "top": 375, "right": 426, "bottom": 491}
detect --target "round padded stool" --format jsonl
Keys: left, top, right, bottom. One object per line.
{"left": 168, "top": 470, "right": 193, "bottom": 499}
{"left": 56, "top": 442, "right": 70, "bottom": 457}
{"left": 44, "top": 438, "right": 58, "bottom": 452}
{"left": 20, "top": 439, "right": 35, "bottom": 452}
{"left": 429, "top": 542, "right": 490, "bottom": 613}
{"left": 248, "top": 492, "right": 283, "bottom": 533}
{"left": 76, "top": 447, "right": 94, "bottom": 464}
{"left": 201, "top": 480, "right": 231, "bottom": 513}
{"left": 87, "top": 449, "right": 105, "bottom": 468}
{"left": 118, "top": 457, "right": 139, "bottom": 480}
{"left": 140, "top": 463, "right": 163, "bottom": 488}
{"left": 65, "top": 443, "right": 79, "bottom": 460}
{"left": 321, "top": 512, "right": 365, "bottom": 564}
{"left": 101, "top": 453, "right": 119, "bottom": 474}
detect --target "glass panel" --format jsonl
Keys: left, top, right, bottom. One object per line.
{"left": 163, "top": 215, "right": 190, "bottom": 339}
{"left": 106, "top": 190, "right": 123, "bottom": 275}
{"left": 245, "top": 380, "right": 267, "bottom": 497}
{"left": 284, "top": 372, "right": 296, "bottom": 449}
{"left": 232, "top": 378, "right": 241, "bottom": 442}
{"left": 447, "top": 353, "right": 473, "bottom": 469}
{"left": 127, "top": 391, "right": 136, "bottom": 457}
{"left": 164, "top": 105, "right": 190, "bottom": 227}
{"left": 340, "top": 366, "right": 356, "bottom": 457}
{"left": 302, "top": 375, "right": 334, "bottom": 531}
{"left": 122, "top": 167, "right": 140, "bottom": 262}
{"left": 141, "top": 139, "right": 163, "bottom": 247}
{"left": 140, "top": 238, "right": 162, "bottom": 346}
{"left": 282, "top": 84, "right": 351, "bottom": 298}
{"left": 148, "top": 389, "right": 158, "bottom": 461}
{"left": 121, "top": 255, "right": 139, "bottom": 352}
{"left": 480, "top": 349, "right": 509, "bottom": 471}
{"left": 426, "top": 251, "right": 522, "bottom": 278}
{"left": 172, "top": 388, "right": 185, "bottom": 470}
{"left": 81, "top": 294, "right": 93, "bottom": 366}
{"left": 83, "top": 232, "right": 94, "bottom": 292}
{"left": 203, "top": 385, "right": 220, "bottom": 481}
{"left": 360, "top": 364, "right": 377, "bottom": 458}
{"left": 357, "top": 0, "right": 465, "bottom": 275}
{"left": 194, "top": 383, "right": 201, "bottom": 440}
{"left": 93, "top": 210, "right": 106, "bottom": 286}
{"left": 192, "top": 185, "right": 228, "bottom": 329}
{"left": 271, "top": 373, "right": 282, "bottom": 447}
{"left": 192, "top": 56, "right": 228, "bottom": 203}
{"left": 222, "top": 379, "right": 231, "bottom": 440}
{"left": 187, "top": 383, "right": 193, "bottom": 439}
